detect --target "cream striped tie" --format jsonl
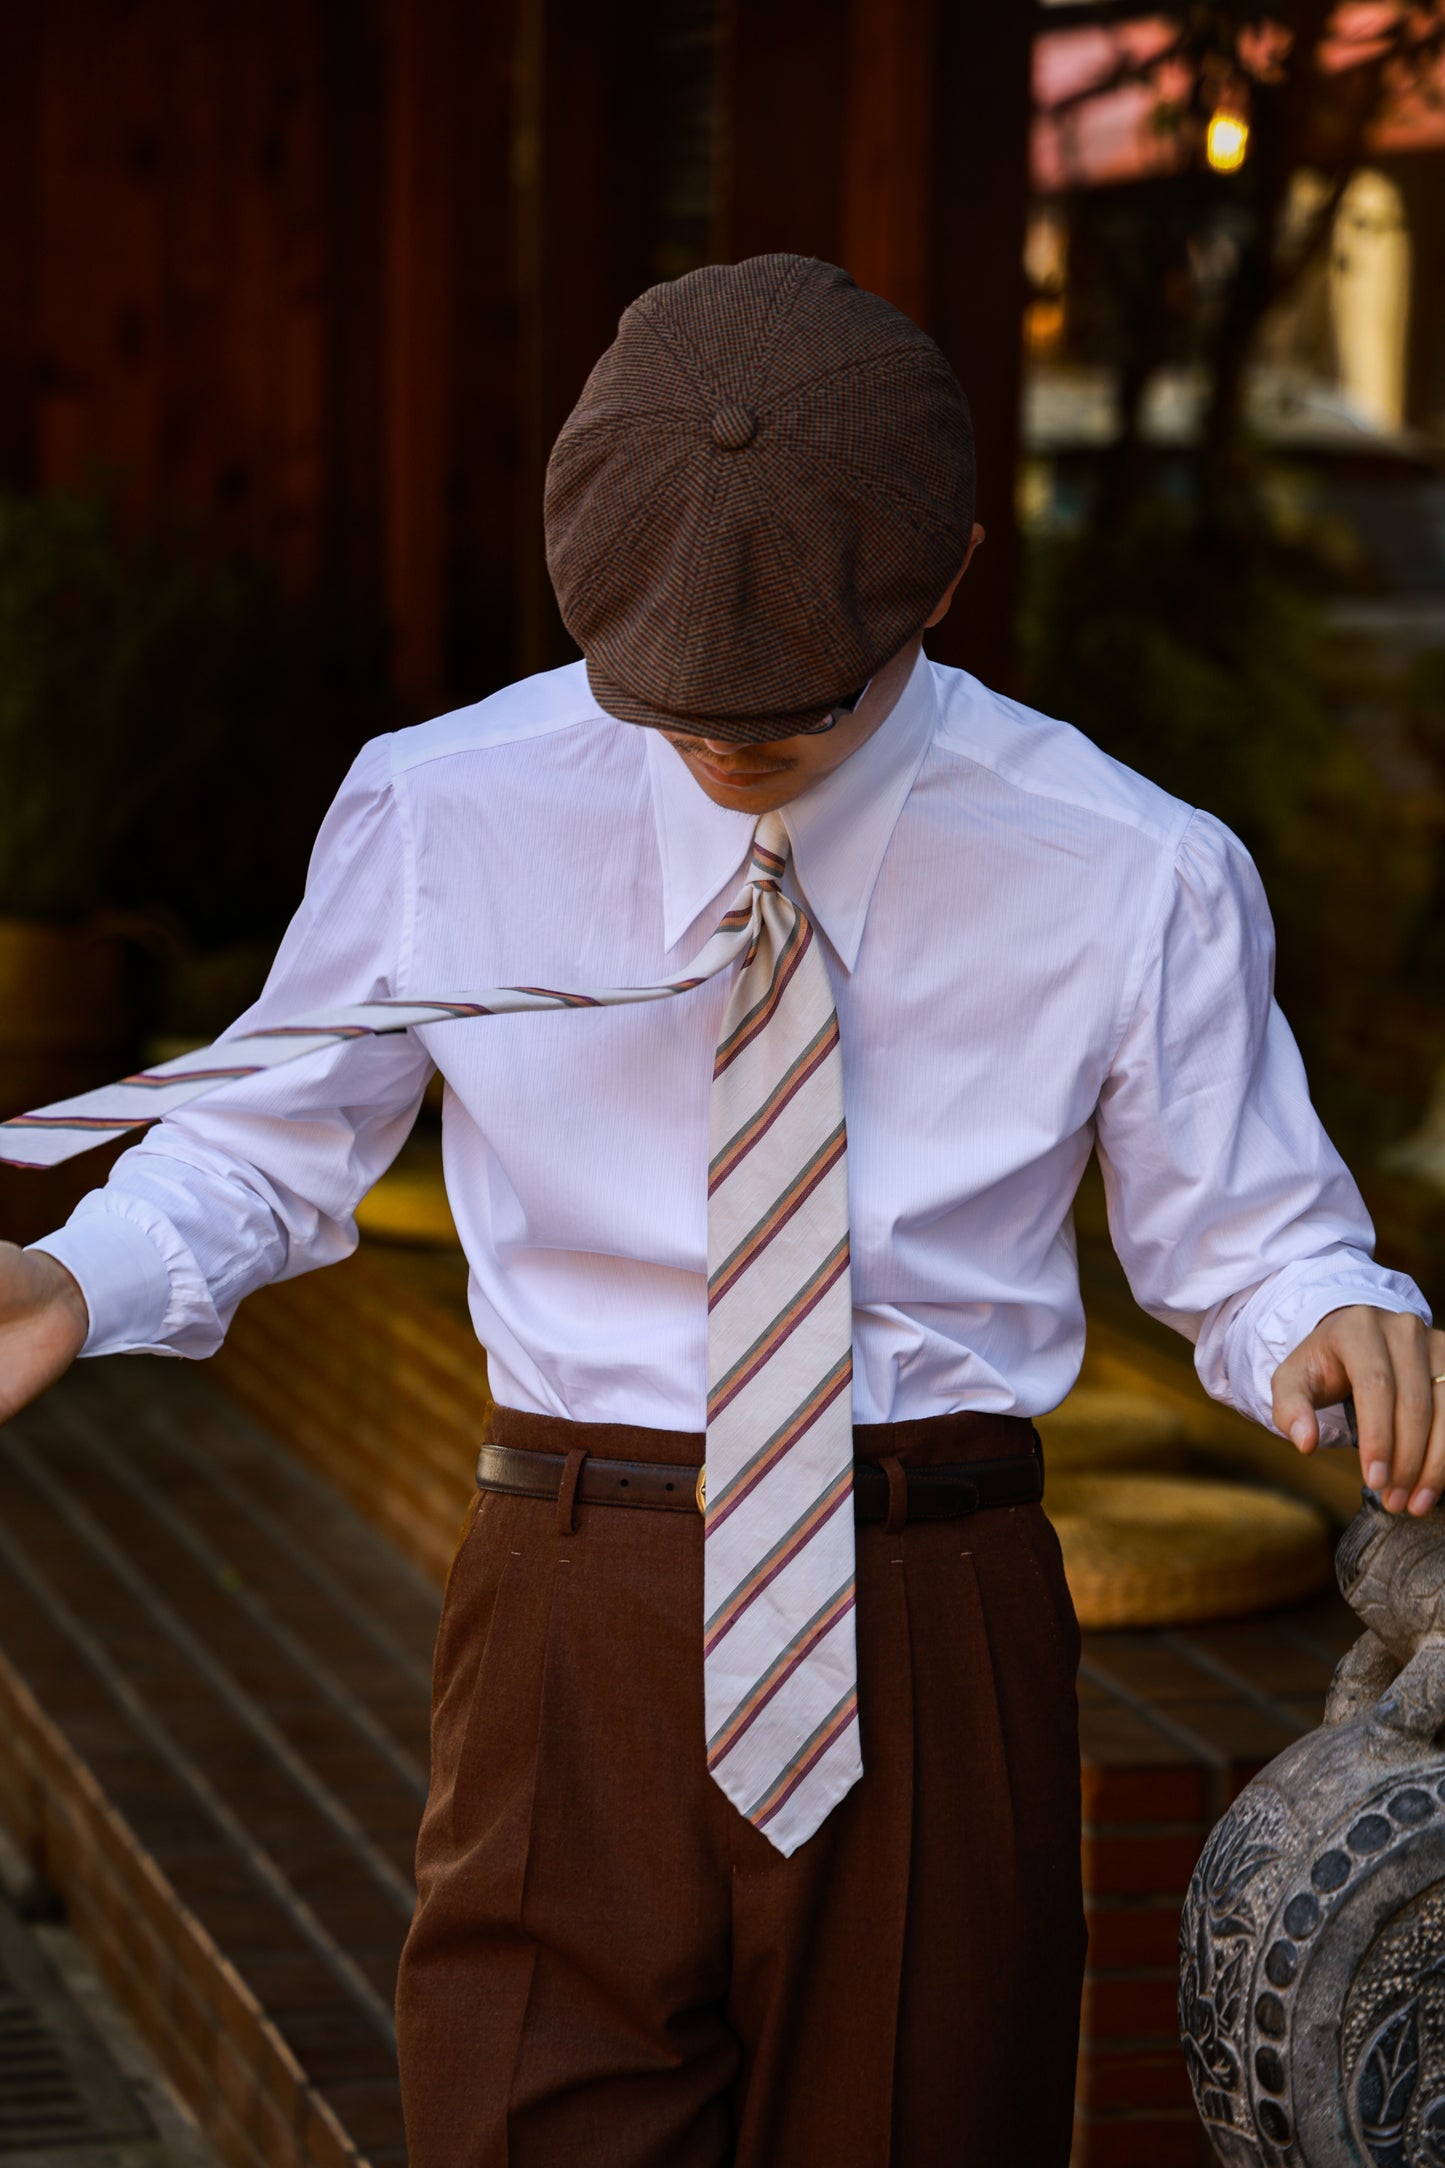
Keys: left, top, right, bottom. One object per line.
{"left": 701, "top": 812, "right": 860, "bottom": 1853}
{"left": 1, "top": 811, "right": 860, "bottom": 1853}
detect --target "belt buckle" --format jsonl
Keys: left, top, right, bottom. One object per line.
{"left": 696, "top": 1464, "right": 707, "bottom": 1514}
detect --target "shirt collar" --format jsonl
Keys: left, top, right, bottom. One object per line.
{"left": 644, "top": 648, "right": 937, "bottom": 971}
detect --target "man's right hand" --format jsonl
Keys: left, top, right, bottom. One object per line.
{"left": 0, "top": 1243, "right": 88, "bottom": 1424}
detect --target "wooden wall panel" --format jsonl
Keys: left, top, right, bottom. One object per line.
{"left": 0, "top": 6, "right": 41, "bottom": 490}
{"left": 725, "top": 0, "right": 848, "bottom": 264}
{"left": 443, "top": 0, "right": 523, "bottom": 701}
{"left": 513, "top": 0, "right": 657, "bottom": 675}
{"left": 259, "top": 0, "right": 331, "bottom": 592}
{"left": 173, "top": 0, "right": 330, "bottom": 586}
{"left": 924, "top": 0, "right": 1033, "bottom": 695}
{"left": 12, "top": 0, "right": 522, "bottom": 705}
{"left": 726, "top": 0, "right": 1032, "bottom": 692}
{"left": 162, "top": 3, "right": 230, "bottom": 528}
{"left": 382, "top": 0, "right": 459, "bottom": 706}
{"left": 317, "top": 0, "right": 388, "bottom": 626}
{"left": 35, "top": 0, "right": 165, "bottom": 510}
{"left": 841, "top": 0, "right": 937, "bottom": 331}
{"left": 8, "top": 0, "right": 1032, "bottom": 709}
{"left": 380, "top": 0, "right": 520, "bottom": 711}
{"left": 27, "top": 0, "right": 333, "bottom": 587}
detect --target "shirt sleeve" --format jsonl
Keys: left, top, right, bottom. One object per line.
{"left": 1093, "top": 807, "right": 1431, "bottom": 1442}
{"left": 29, "top": 735, "right": 433, "bottom": 1360}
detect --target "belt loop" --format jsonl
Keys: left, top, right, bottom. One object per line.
{"left": 557, "top": 1449, "right": 586, "bottom": 1536}
{"left": 880, "top": 1455, "right": 908, "bottom": 1535}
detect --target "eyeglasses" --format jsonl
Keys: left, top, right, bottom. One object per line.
{"left": 795, "top": 677, "right": 873, "bottom": 736}
{"left": 661, "top": 676, "right": 874, "bottom": 752}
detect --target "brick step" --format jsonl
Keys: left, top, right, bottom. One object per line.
{"left": 0, "top": 1355, "right": 444, "bottom": 2168}
{"left": 1074, "top": 1591, "right": 1359, "bottom": 2165}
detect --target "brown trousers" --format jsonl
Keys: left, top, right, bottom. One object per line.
{"left": 395, "top": 1410, "right": 1086, "bottom": 2167}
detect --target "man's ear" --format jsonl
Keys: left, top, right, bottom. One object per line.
{"left": 924, "top": 524, "right": 986, "bottom": 629}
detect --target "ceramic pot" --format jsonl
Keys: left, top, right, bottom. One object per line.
{"left": 1181, "top": 1496, "right": 1445, "bottom": 2166}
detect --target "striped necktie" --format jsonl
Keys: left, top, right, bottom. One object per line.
{"left": 702, "top": 813, "right": 860, "bottom": 1853}
{"left": 1, "top": 812, "right": 860, "bottom": 1852}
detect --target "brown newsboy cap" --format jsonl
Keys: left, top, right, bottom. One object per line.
{"left": 545, "top": 253, "right": 974, "bottom": 745}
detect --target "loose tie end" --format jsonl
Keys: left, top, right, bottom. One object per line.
{"left": 0, "top": 914, "right": 764, "bottom": 1170}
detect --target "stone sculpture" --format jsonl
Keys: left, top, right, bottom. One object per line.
{"left": 1180, "top": 1490, "right": 1445, "bottom": 2166}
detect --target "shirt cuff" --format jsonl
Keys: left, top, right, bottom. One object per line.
{"left": 29, "top": 1210, "right": 174, "bottom": 1357}
{"left": 1215, "top": 1254, "right": 1432, "bottom": 1445}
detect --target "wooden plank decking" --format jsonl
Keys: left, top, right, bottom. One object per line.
{"left": 0, "top": 1356, "right": 440, "bottom": 2168}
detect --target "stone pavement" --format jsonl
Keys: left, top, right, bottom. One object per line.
{"left": 0, "top": 1811, "right": 219, "bottom": 2167}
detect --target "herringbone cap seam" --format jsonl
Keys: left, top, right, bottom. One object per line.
{"left": 631, "top": 252, "right": 813, "bottom": 412}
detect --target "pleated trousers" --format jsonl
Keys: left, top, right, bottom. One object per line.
{"left": 394, "top": 1409, "right": 1087, "bottom": 2167}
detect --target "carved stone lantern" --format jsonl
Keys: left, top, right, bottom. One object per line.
{"left": 1180, "top": 1492, "right": 1445, "bottom": 2166}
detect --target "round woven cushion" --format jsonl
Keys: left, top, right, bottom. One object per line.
{"left": 355, "top": 1163, "right": 458, "bottom": 1248}
{"left": 1048, "top": 1473, "right": 1333, "bottom": 1630}
{"left": 1037, "top": 1386, "right": 1188, "bottom": 1472}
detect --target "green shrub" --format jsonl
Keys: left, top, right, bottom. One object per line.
{"left": 1020, "top": 519, "right": 1435, "bottom": 1156}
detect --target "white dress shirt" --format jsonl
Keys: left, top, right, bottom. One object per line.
{"left": 35, "top": 652, "right": 1428, "bottom": 1438}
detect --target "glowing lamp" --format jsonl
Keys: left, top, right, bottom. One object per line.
{"left": 1206, "top": 108, "right": 1249, "bottom": 173}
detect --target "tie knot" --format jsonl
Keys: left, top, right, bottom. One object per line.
{"left": 750, "top": 812, "right": 789, "bottom": 888}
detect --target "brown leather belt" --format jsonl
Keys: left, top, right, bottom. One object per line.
{"left": 475, "top": 1437, "right": 1044, "bottom": 1522}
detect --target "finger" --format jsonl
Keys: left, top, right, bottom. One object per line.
{"left": 1410, "top": 1327, "right": 1445, "bottom": 1515}
{"left": 1272, "top": 1338, "right": 1351, "bottom": 1454}
{"left": 1334, "top": 1315, "right": 1399, "bottom": 1504}
{"left": 1270, "top": 1376, "right": 1318, "bottom": 1453}
{"left": 1381, "top": 1312, "right": 1432, "bottom": 1508}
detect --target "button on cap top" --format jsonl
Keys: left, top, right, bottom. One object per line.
{"left": 712, "top": 404, "right": 758, "bottom": 450}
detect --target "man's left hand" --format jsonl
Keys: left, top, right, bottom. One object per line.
{"left": 1273, "top": 1306, "right": 1445, "bottom": 1515}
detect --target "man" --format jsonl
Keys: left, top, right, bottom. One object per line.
{"left": 1, "top": 254, "right": 1442, "bottom": 2165}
